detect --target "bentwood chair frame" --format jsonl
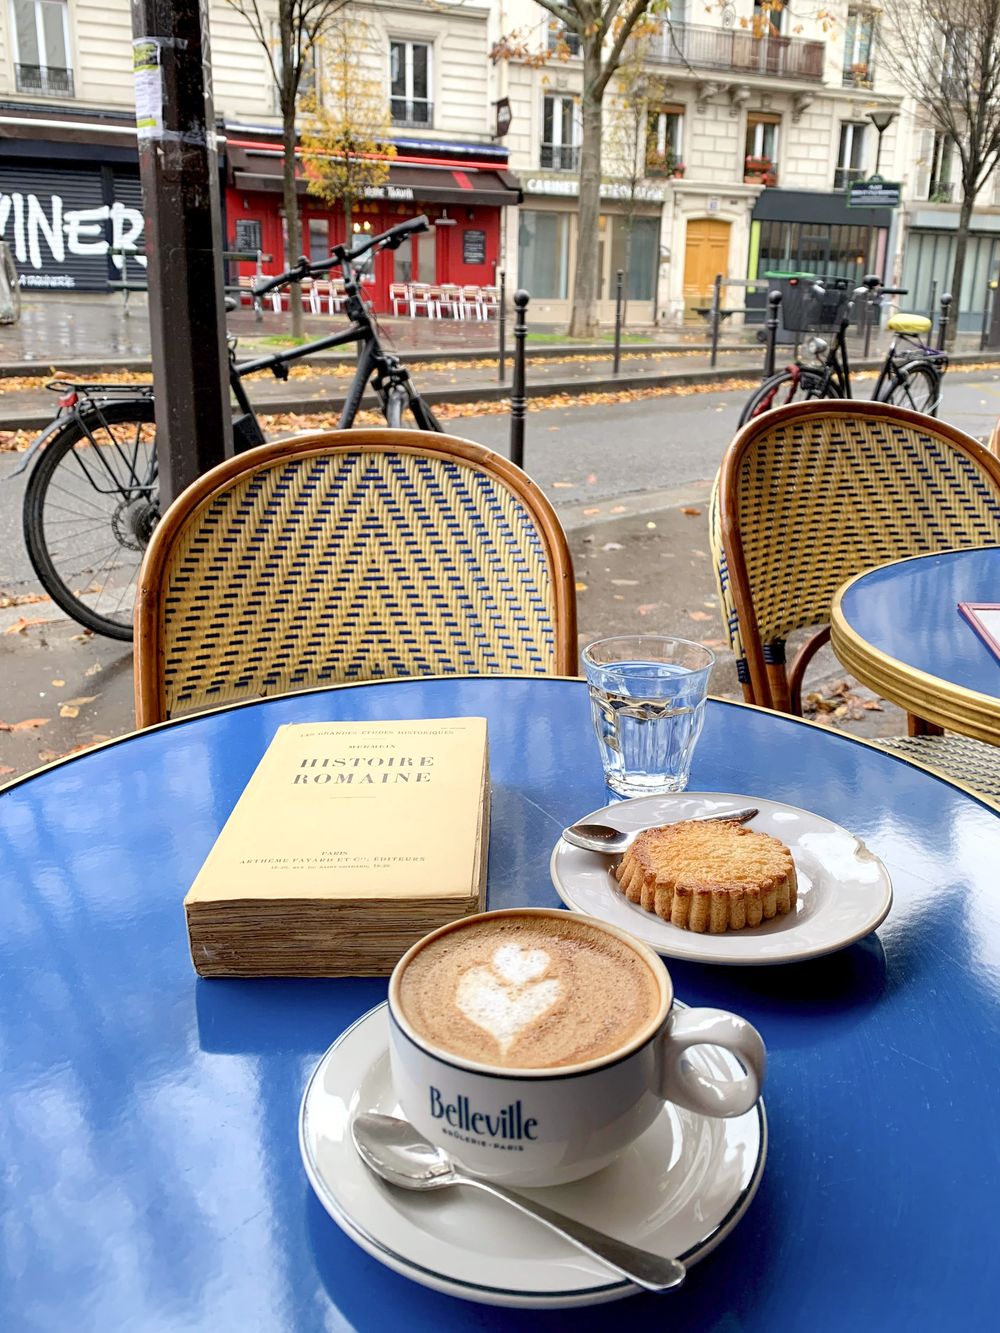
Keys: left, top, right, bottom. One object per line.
{"left": 710, "top": 399, "right": 1000, "bottom": 718}
{"left": 134, "top": 429, "right": 577, "bottom": 728}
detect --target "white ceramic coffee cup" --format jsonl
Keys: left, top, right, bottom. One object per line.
{"left": 387, "top": 908, "right": 766, "bottom": 1187}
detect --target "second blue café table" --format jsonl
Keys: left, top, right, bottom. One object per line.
{"left": 1, "top": 675, "right": 1000, "bottom": 1331}
{"left": 831, "top": 545, "right": 1000, "bottom": 744}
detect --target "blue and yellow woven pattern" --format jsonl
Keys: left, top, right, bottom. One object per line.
{"left": 147, "top": 440, "right": 570, "bottom": 720}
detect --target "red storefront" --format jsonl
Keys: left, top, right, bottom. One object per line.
{"left": 223, "top": 128, "right": 521, "bottom": 313}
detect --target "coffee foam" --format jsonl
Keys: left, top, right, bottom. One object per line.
{"left": 396, "top": 915, "right": 662, "bottom": 1070}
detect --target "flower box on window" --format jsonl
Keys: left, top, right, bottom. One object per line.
{"left": 744, "top": 155, "right": 776, "bottom": 185}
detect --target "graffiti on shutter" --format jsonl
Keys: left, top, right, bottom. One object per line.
{"left": 0, "top": 165, "right": 146, "bottom": 291}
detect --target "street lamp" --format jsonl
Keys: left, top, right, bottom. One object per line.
{"left": 867, "top": 110, "right": 896, "bottom": 179}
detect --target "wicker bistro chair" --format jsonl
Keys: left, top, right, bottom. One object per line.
{"left": 134, "top": 430, "right": 578, "bottom": 727}
{"left": 710, "top": 399, "right": 1000, "bottom": 801}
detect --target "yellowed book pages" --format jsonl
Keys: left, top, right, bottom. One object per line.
{"left": 185, "top": 717, "right": 489, "bottom": 908}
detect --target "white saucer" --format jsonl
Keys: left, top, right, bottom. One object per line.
{"left": 550, "top": 791, "right": 892, "bottom": 967}
{"left": 299, "top": 1002, "right": 766, "bottom": 1309}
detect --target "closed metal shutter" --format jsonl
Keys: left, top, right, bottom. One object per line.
{"left": 0, "top": 163, "right": 147, "bottom": 292}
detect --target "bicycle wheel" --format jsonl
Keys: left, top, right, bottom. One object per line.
{"left": 738, "top": 371, "right": 838, "bottom": 426}
{"left": 23, "top": 399, "right": 158, "bottom": 640}
{"left": 877, "top": 361, "right": 941, "bottom": 416}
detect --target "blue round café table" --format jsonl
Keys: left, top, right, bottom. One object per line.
{"left": 1, "top": 676, "right": 999, "bottom": 1332}
{"left": 831, "top": 546, "right": 1000, "bottom": 744}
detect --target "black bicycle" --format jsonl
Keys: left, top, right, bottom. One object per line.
{"left": 739, "top": 274, "right": 949, "bottom": 426}
{"left": 16, "top": 216, "right": 442, "bottom": 641}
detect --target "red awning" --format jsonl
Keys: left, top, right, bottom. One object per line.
{"left": 227, "top": 147, "right": 521, "bottom": 207}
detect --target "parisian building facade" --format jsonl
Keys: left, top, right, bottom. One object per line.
{"left": 1, "top": 0, "right": 998, "bottom": 332}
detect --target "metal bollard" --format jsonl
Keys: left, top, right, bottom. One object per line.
{"left": 764, "top": 290, "right": 782, "bottom": 378}
{"left": 981, "top": 283, "right": 992, "bottom": 352}
{"left": 937, "top": 293, "right": 953, "bottom": 351}
{"left": 613, "top": 269, "right": 624, "bottom": 376}
{"left": 709, "top": 273, "right": 722, "bottom": 368}
{"left": 862, "top": 292, "right": 874, "bottom": 360}
{"left": 510, "top": 289, "right": 529, "bottom": 470}
{"left": 498, "top": 269, "right": 507, "bottom": 383}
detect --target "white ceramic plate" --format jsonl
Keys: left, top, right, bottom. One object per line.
{"left": 549, "top": 791, "right": 892, "bottom": 966}
{"left": 300, "top": 1002, "right": 766, "bottom": 1309}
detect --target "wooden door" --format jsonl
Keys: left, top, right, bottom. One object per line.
{"left": 683, "top": 219, "right": 731, "bottom": 319}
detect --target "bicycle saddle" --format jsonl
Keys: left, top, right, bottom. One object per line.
{"left": 887, "top": 313, "right": 932, "bottom": 335}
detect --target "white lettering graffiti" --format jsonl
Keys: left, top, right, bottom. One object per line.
{"left": 0, "top": 192, "right": 147, "bottom": 272}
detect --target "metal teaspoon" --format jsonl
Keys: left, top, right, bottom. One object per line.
{"left": 351, "top": 1112, "right": 686, "bottom": 1293}
{"left": 561, "top": 806, "right": 759, "bottom": 855}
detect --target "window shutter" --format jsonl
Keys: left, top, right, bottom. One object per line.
{"left": 914, "top": 128, "right": 934, "bottom": 199}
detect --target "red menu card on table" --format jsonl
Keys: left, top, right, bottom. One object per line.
{"left": 958, "top": 604, "right": 1000, "bottom": 662}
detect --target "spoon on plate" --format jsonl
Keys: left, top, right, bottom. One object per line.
{"left": 352, "top": 1112, "right": 686, "bottom": 1293}
{"left": 561, "top": 806, "right": 759, "bottom": 855}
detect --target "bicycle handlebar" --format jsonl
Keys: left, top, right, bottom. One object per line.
{"left": 252, "top": 216, "right": 430, "bottom": 297}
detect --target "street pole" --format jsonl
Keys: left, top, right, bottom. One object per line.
{"left": 510, "top": 289, "right": 529, "bottom": 470}
{"left": 131, "top": 0, "right": 231, "bottom": 507}
{"left": 498, "top": 269, "right": 507, "bottom": 383}
{"left": 613, "top": 270, "right": 624, "bottom": 376}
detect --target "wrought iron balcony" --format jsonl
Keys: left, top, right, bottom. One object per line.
{"left": 540, "top": 144, "right": 580, "bottom": 172}
{"left": 390, "top": 99, "right": 433, "bottom": 129}
{"left": 15, "top": 64, "right": 75, "bottom": 97}
{"left": 834, "top": 166, "right": 866, "bottom": 190}
{"left": 927, "top": 181, "right": 955, "bottom": 202}
{"left": 646, "top": 23, "right": 824, "bottom": 83}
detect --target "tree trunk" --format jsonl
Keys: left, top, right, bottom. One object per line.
{"left": 283, "top": 108, "right": 305, "bottom": 339}
{"left": 569, "top": 46, "right": 604, "bottom": 339}
{"left": 947, "top": 188, "right": 976, "bottom": 349}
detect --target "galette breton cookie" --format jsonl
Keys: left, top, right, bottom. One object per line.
{"left": 614, "top": 819, "right": 797, "bottom": 934}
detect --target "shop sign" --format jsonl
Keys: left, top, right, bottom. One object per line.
{"left": 363, "top": 184, "right": 415, "bottom": 201}
{"left": 494, "top": 97, "right": 512, "bottom": 138}
{"left": 524, "top": 177, "right": 666, "bottom": 203}
{"left": 848, "top": 178, "right": 901, "bottom": 207}
{"left": 234, "top": 219, "right": 263, "bottom": 253}
{"left": 463, "top": 229, "right": 487, "bottom": 265}
{"left": 0, "top": 170, "right": 145, "bottom": 290}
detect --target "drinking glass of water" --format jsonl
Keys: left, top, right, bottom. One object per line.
{"left": 582, "top": 636, "right": 716, "bottom": 797}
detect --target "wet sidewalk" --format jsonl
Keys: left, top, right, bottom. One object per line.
{"left": 0, "top": 480, "right": 905, "bottom": 781}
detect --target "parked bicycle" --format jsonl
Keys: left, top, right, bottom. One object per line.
{"left": 14, "top": 216, "right": 442, "bottom": 641}
{"left": 739, "top": 275, "right": 950, "bottom": 426}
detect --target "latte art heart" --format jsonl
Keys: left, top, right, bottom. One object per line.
{"left": 456, "top": 945, "right": 561, "bottom": 1055}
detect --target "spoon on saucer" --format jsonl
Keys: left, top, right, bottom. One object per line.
{"left": 352, "top": 1112, "right": 686, "bottom": 1293}
{"left": 561, "top": 806, "right": 759, "bottom": 855}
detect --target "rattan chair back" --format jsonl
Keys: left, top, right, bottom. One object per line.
{"left": 134, "top": 430, "right": 577, "bottom": 726}
{"left": 712, "top": 400, "right": 1000, "bottom": 711}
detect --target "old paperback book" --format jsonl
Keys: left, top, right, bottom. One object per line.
{"left": 184, "top": 717, "right": 489, "bottom": 977}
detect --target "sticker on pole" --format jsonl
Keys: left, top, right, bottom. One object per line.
{"left": 133, "top": 38, "right": 165, "bottom": 140}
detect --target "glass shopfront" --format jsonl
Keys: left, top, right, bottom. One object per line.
{"left": 518, "top": 206, "right": 660, "bottom": 312}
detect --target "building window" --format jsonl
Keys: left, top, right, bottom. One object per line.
{"left": 941, "top": 29, "right": 967, "bottom": 99}
{"left": 843, "top": 8, "right": 875, "bottom": 87}
{"left": 745, "top": 115, "right": 779, "bottom": 185}
{"left": 611, "top": 215, "right": 660, "bottom": 301}
{"left": 646, "top": 106, "right": 684, "bottom": 176}
{"left": 834, "top": 122, "right": 867, "bottom": 190}
{"left": 753, "top": 0, "right": 785, "bottom": 35}
{"left": 518, "top": 210, "right": 570, "bottom": 298}
{"left": 12, "top": 0, "right": 74, "bottom": 97}
{"left": 271, "top": 22, "right": 319, "bottom": 113}
{"left": 546, "top": 18, "right": 581, "bottom": 56}
{"left": 541, "top": 95, "right": 580, "bottom": 171}
{"left": 390, "top": 39, "right": 432, "bottom": 127}
{"left": 928, "top": 132, "right": 955, "bottom": 201}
